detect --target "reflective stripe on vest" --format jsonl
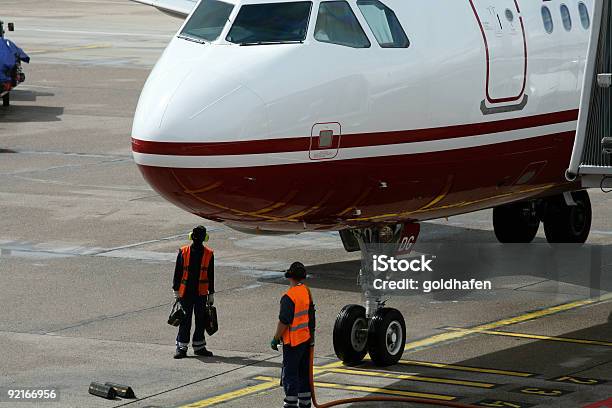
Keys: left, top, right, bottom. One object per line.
{"left": 178, "top": 245, "right": 213, "bottom": 298}
{"left": 282, "top": 284, "right": 311, "bottom": 347}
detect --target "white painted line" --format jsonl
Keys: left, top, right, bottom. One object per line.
{"left": 21, "top": 28, "right": 173, "bottom": 39}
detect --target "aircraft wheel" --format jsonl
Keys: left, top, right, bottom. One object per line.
{"left": 544, "top": 191, "right": 591, "bottom": 243}
{"left": 2, "top": 93, "right": 9, "bottom": 107}
{"left": 333, "top": 305, "right": 368, "bottom": 365}
{"left": 367, "top": 308, "right": 406, "bottom": 367}
{"left": 493, "top": 202, "right": 539, "bottom": 243}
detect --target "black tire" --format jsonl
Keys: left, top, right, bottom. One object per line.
{"left": 544, "top": 190, "right": 592, "bottom": 244}
{"left": 333, "top": 305, "right": 368, "bottom": 365}
{"left": 493, "top": 202, "right": 540, "bottom": 243}
{"left": 2, "top": 93, "right": 9, "bottom": 107}
{"left": 367, "top": 308, "right": 406, "bottom": 367}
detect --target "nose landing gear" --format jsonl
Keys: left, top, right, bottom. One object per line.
{"left": 333, "top": 305, "right": 368, "bottom": 365}
{"left": 367, "top": 307, "right": 406, "bottom": 366}
{"left": 333, "top": 224, "right": 413, "bottom": 367}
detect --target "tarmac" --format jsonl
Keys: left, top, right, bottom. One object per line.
{"left": 0, "top": 1, "right": 611, "bottom": 407}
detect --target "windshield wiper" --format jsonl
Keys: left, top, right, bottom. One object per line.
{"left": 178, "top": 34, "right": 207, "bottom": 44}
{"left": 239, "top": 40, "right": 304, "bottom": 46}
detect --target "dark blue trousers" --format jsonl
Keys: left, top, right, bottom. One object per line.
{"left": 282, "top": 341, "right": 311, "bottom": 408}
{"left": 176, "top": 296, "right": 206, "bottom": 351}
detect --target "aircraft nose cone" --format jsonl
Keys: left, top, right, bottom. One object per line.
{"left": 132, "top": 65, "right": 269, "bottom": 143}
{"left": 131, "top": 55, "right": 273, "bottom": 222}
{"left": 132, "top": 63, "right": 193, "bottom": 140}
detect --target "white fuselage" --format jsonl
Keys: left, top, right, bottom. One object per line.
{"left": 132, "top": 0, "right": 592, "bottom": 232}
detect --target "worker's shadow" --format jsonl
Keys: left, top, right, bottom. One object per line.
{"left": 191, "top": 355, "right": 282, "bottom": 369}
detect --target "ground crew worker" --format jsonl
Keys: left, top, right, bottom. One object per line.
{"left": 172, "top": 225, "right": 215, "bottom": 359}
{"left": 271, "top": 262, "right": 316, "bottom": 408}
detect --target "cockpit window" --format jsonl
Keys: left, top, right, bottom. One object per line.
{"left": 226, "top": 2, "right": 312, "bottom": 45}
{"left": 356, "top": 0, "right": 408, "bottom": 48}
{"left": 180, "top": 0, "right": 234, "bottom": 43}
{"left": 315, "top": 1, "right": 371, "bottom": 48}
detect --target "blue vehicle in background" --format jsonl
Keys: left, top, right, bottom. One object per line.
{"left": 0, "top": 20, "right": 29, "bottom": 107}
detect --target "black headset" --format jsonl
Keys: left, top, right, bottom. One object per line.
{"left": 188, "top": 226, "right": 209, "bottom": 242}
{"left": 285, "top": 262, "right": 307, "bottom": 279}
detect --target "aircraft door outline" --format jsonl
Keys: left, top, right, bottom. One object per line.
{"left": 469, "top": 0, "right": 529, "bottom": 114}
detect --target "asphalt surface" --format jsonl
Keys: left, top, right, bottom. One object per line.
{"left": 0, "top": 1, "right": 611, "bottom": 407}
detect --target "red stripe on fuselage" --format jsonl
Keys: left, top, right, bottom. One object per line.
{"left": 132, "top": 109, "right": 578, "bottom": 156}
{"left": 136, "top": 131, "right": 577, "bottom": 231}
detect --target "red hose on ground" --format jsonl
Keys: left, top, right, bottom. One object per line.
{"left": 309, "top": 345, "right": 480, "bottom": 408}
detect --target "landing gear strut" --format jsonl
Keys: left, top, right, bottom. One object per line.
{"left": 333, "top": 224, "right": 411, "bottom": 367}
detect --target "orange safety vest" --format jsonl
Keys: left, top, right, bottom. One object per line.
{"left": 282, "top": 284, "right": 312, "bottom": 347}
{"left": 178, "top": 245, "right": 213, "bottom": 298}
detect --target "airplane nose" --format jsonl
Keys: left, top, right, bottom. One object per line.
{"left": 132, "top": 65, "right": 269, "bottom": 143}
{"left": 131, "top": 56, "right": 276, "bottom": 225}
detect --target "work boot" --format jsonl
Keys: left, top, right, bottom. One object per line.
{"left": 298, "top": 392, "right": 312, "bottom": 408}
{"left": 174, "top": 348, "right": 187, "bottom": 359}
{"left": 194, "top": 347, "right": 213, "bottom": 357}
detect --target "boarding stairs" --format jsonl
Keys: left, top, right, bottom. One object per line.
{"left": 568, "top": 0, "right": 612, "bottom": 190}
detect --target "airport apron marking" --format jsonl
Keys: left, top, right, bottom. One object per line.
{"left": 321, "top": 358, "right": 537, "bottom": 378}
{"left": 403, "top": 293, "right": 612, "bottom": 352}
{"left": 550, "top": 376, "right": 607, "bottom": 386}
{"left": 178, "top": 378, "right": 278, "bottom": 407}
{"left": 445, "top": 328, "right": 612, "bottom": 347}
{"left": 475, "top": 399, "right": 535, "bottom": 407}
{"left": 179, "top": 294, "right": 610, "bottom": 407}
{"left": 325, "top": 367, "right": 500, "bottom": 388}
{"left": 394, "top": 360, "right": 535, "bottom": 378}
{"left": 28, "top": 44, "right": 113, "bottom": 55}
{"left": 254, "top": 376, "right": 458, "bottom": 401}
{"left": 509, "top": 386, "right": 573, "bottom": 397}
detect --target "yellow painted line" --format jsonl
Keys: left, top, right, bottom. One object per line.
{"left": 317, "top": 360, "right": 346, "bottom": 369}
{"left": 29, "top": 44, "right": 112, "bottom": 54}
{"left": 255, "top": 376, "right": 457, "bottom": 401}
{"left": 178, "top": 294, "right": 610, "bottom": 407}
{"left": 404, "top": 292, "right": 612, "bottom": 352}
{"left": 179, "top": 363, "right": 337, "bottom": 407}
{"left": 326, "top": 367, "right": 497, "bottom": 388}
{"left": 178, "top": 378, "right": 278, "bottom": 408}
{"left": 395, "top": 359, "right": 535, "bottom": 377}
{"left": 446, "top": 327, "right": 612, "bottom": 347}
